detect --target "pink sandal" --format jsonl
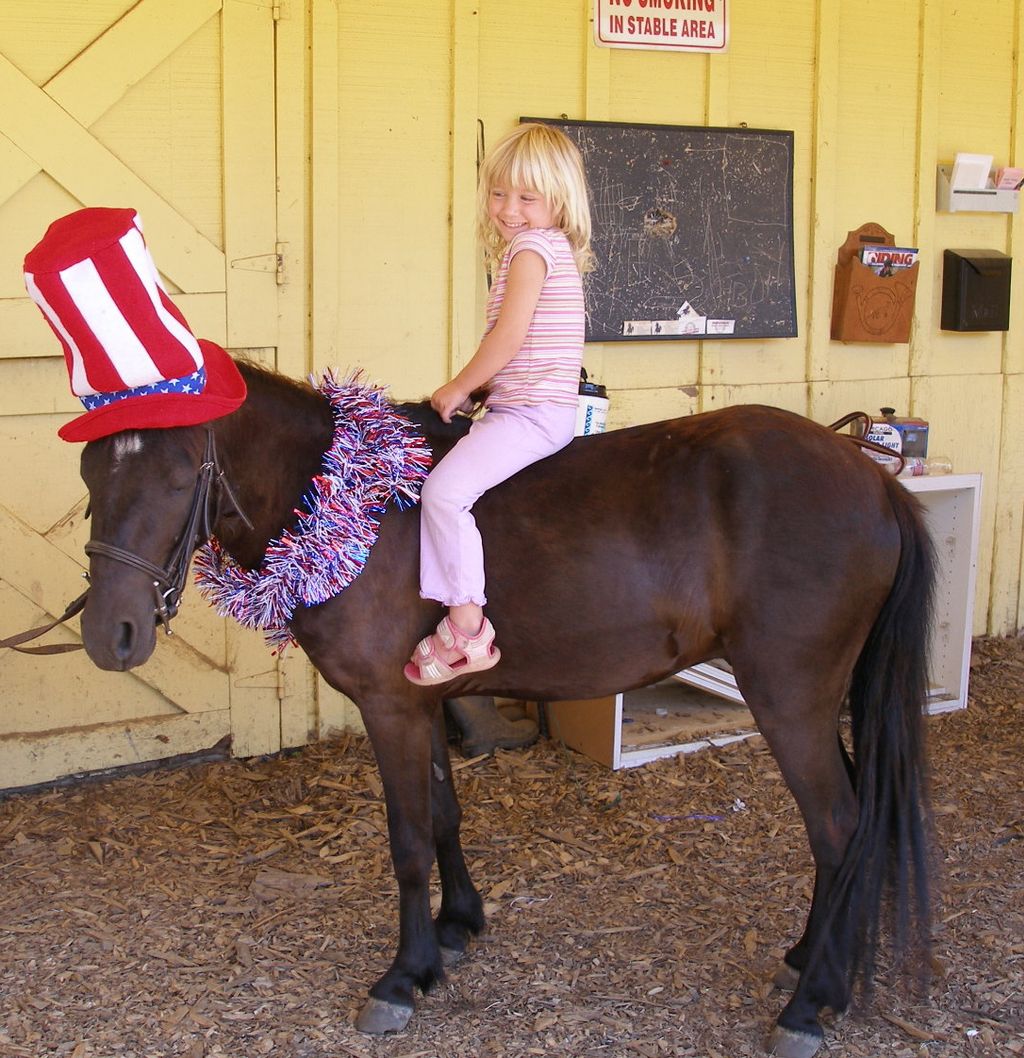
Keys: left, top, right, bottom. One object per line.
{"left": 404, "top": 615, "right": 501, "bottom": 686}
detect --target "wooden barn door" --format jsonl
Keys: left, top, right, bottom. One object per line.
{"left": 0, "top": 0, "right": 294, "bottom": 788}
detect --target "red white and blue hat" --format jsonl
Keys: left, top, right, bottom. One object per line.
{"left": 24, "top": 206, "right": 246, "bottom": 442}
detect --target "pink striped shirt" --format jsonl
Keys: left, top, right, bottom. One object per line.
{"left": 485, "top": 228, "right": 584, "bottom": 409}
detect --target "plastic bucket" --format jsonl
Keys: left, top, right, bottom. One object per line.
{"left": 575, "top": 376, "right": 608, "bottom": 436}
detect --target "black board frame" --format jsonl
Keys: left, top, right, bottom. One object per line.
{"left": 524, "top": 117, "right": 797, "bottom": 343}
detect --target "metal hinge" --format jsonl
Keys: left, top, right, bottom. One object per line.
{"left": 230, "top": 243, "right": 286, "bottom": 285}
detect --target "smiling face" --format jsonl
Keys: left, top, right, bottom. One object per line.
{"left": 487, "top": 185, "right": 557, "bottom": 241}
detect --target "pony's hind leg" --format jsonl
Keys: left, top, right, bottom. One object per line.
{"left": 430, "top": 708, "right": 485, "bottom": 962}
{"left": 773, "top": 732, "right": 857, "bottom": 994}
{"left": 737, "top": 675, "right": 859, "bottom": 1057}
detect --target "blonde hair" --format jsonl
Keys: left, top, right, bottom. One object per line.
{"left": 477, "top": 123, "right": 595, "bottom": 276}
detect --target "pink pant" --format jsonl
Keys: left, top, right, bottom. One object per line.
{"left": 419, "top": 403, "right": 576, "bottom": 606}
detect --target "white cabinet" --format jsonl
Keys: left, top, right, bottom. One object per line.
{"left": 546, "top": 473, "right": 982, "bottom": 770}
{"left": 901, "top": 473, "right": 982, "bottom": 713}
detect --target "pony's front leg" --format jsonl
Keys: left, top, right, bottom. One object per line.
{"left": 355, "top": 706, "right": 443, "bottom": 1034}
{"left": 430, "top": 707, "right": 485, "bottom": 961}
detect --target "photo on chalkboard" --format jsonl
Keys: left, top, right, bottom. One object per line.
{"left": 524, "top": 117, "right": 797, "bottom": 342}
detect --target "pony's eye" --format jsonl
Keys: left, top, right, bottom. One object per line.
{"left": 165, "top": 469, "right": 197, "bottom": 494}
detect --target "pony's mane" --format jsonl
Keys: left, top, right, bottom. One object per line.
{"left": 235, "top": 358, "right": 317, "bottom": 402}
{"left": 395, "top": 400, "right": 473, "bottom": 446}
{"left": 233, "top": 357, "right": 472, "bottom": 449}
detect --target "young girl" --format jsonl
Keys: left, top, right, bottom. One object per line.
{"left": 404, "top": 122, "right": 594, "bottom": 686}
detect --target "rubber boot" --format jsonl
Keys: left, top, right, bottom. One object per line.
{"left": 444, "top": 695, "right": 538, "bottom": 757}
{"left": 498, "top": 701, "right": 528, "bottom": 722}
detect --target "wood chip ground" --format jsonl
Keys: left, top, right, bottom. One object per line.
{"left": 1, "top": 635, "right": 1021, "bottom": 1057}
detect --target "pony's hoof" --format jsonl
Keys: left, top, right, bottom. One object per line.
{"left": 355, "top": 997, "right": 414, "bottom": 1034}
{"left": 441, "top": 944, "right": 465, "bottom": 967}
{"left": 772, "top": 961, "right": 802, "bottom": 991}
{"left": 767, "top": 1024, "right": 823, "bottom": 1058}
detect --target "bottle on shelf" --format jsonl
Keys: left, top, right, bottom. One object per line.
{"left": 899, "top": 455, "right": 953, "bottom": 477}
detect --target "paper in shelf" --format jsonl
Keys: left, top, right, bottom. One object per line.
{"left": 950, "top": 152, "right": 993, "bottom": 190}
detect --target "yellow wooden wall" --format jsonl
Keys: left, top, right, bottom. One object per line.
{"left": 0, "top": 0, "right": 298, "bottom": 787}
{"left": 298, "top": 0, "right": 1024, "bottom": 669}
{"left": 1, "top": 1, "right": 1020, "bottom": 771}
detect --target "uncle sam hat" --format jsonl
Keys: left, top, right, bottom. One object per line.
{"left": 24, "top": 206, "right": 246, "bottom": 442}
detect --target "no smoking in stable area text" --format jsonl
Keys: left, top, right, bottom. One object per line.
{"left": 597, "top": 0, "right": 726, "bottom": 51}
{"left": 604, "top": 0, "right": 718, "bottom": 6}
{"left": 610, "top": 14, "right": 717, "bottom": 39}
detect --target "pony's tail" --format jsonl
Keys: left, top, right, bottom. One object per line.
{"left": 839, "top": 476, "right": 936, "bottom": 992}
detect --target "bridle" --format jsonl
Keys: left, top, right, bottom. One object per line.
{"left": 0, "top": 426, "right": 250, "bottom": 654}
{"left": 84, "top": 426, "right": 252, "bottom": 635}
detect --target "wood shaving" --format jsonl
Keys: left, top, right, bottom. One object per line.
{"left": 0, "top": 635, "right": 1021, "bottom": 1057}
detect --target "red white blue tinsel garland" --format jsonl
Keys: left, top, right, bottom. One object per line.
{"left": 193, "top": 371, "right": 432, "bottom": 651}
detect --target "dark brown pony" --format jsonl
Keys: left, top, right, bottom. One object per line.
{"left": 74, "top": 360, "right": 934, "bottom": 1058}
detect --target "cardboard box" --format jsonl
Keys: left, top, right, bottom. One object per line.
{"left": 885, "top": 414, "right": 930, "bottom": 458}
{"left": 855, "top": 410, "right": 930, "bottom": 458}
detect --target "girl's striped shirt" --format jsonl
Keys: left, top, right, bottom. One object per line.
{"left": 485, "top": 228, "right": 584, "bottom": 409}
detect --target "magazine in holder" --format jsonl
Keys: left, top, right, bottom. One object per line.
{"left": 831, "top": 222, "right": 919, "bottom": 343}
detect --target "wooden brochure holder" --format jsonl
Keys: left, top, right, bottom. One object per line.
{"left": 831, "top": 222, "right": 919, "bottom": 343}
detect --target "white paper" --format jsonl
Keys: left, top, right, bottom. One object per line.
{"left": 951, "top": 152, "right": 993, "bottom": 190}
{"left": 652, "top": 320, "right": 684, "bottom": 335}
{"left": 706, "top": 319, "right": 736, "bottom": 335}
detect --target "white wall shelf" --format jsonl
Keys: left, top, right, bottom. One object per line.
{"left": 937, "top": 165, "right": 1019, "bottom": 213}
{"left": 546, "top": 473, "right": 982, "bottom": 769}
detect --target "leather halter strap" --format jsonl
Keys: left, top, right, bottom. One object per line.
{"left": 83, "top": 427, "right": 248, "bottom": 634}
{"left": 2, "top": 426, "right": 251, "bottom": 653}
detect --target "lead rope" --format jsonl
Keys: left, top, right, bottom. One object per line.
{"left": 0, "top": 590, "right": 89, "bottom": 655}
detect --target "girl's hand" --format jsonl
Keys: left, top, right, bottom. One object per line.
{"left": 431, "top": 382, "right": 474, "bottom": 423}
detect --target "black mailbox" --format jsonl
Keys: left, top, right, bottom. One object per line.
{"left": 941, "top": 249, "right": 1012, "bottom": 331}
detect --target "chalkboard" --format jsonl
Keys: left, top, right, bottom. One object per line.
{"left": 526, "top": 118, "right": 797, "bottom": 342}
